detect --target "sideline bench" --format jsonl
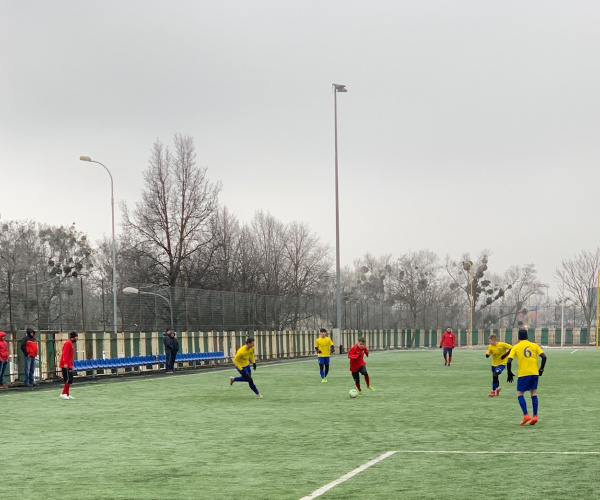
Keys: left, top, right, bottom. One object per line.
{"left": 73, "top": 351, "right": 227, "bottom": 372}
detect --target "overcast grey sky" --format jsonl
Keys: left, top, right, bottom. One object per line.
{"left": 2, "top": 1, "right": 599, "bottom": 296}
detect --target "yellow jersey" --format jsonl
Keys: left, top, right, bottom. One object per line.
{"left": 315, "top": 336, "right": 334, "bottom": 357}
{"left": 508, "top": 340, "right": 544, "bottom": 377}
{"left": 486, "top": 342, "right": 512, "bottom": 367}
{"left": 234, "top": 345, "right": 255, "bottom": 370}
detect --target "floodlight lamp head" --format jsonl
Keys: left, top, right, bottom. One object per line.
{"left": 333, "top": 84, "right": 347, "bottom": 92}
{"left": 122, "top": 287, "right": 140, "bottom": 294}
{"left": 79, "top": 156, "right": 92, "bottom": 162}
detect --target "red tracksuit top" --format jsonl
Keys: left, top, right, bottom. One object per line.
{"left": 440, "top": 332, "right": 456, "bottom": 348}
{"left": 348, "top": 344, "right": 369, "bottom": 372}
{"left": 60, "top": 340, "right": 75, "bottom": 369}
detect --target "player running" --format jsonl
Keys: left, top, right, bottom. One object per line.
{"left": 315, "top": 328, "right": 334, "bottom": 383}
{"left": 485, "top": 334, "right": 512, "bottom": 397}
{"left": 348, "top": 338, "right": 375, "bottom": 396}
{"left": 439, "top": 327, "right": 456, "bottom": 366}
{"left": 229, "top": 337, "right": 263, "bottom": 399}
{"left": 507, "top": 329, "right": 547, "bottom": 425}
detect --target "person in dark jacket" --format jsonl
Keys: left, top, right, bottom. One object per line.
{"left": 168, "top": 330, "right": 179, "bottom": 373}
{"left": 0, "top": 331, "right": 9, "bottom": 388}
{"left": 163, "top": 329, "right": 178, "bottom": 373}
{"left": 20, "top": 328, "right": 38, "bottom": 386}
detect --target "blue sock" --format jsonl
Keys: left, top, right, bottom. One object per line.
{"left": 518, "top": 395, "right": 528, "bottom": 415}
{"left": 532, "top": 395, "right": 538, "bottom": 416}
{"left": 319, "top": 366, "right": 325, "bottom": 379}
{"left": 492, "top": 382, "right": 498, "bottom": 391}
{"left": 249, "top": 383, "right": 259, "bottom": 395}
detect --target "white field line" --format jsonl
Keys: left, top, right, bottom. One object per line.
{"left": 570, "top": 349, "right": 578, "bottom": 354}
{"left": 300, "top": 449, "right": 600, "bottom": 499}
{"left": 299, "top": 451, "right": 397, "bottom": 500}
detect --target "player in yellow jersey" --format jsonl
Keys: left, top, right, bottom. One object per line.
{"left": 485, "top": 334, "right": 512, "bottom": 397}
{"left": 315, "top": 328, "right": 335, "bottom": 383}
{"left": 507, "top": 329, "right": 547, "bottom": 425}
{"left": 229, "top": 337, "right": 263, "bottom": 399}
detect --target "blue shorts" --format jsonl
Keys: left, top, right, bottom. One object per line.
{"left": 318, "top": 357, "right": 330, "bottom": 365}
{"left": 517, "top": 375, "right": 539, "bottom": 392}
{"left": 491, "top": 365, "right": 505, "bottom": 375}
{"left": 443, "top": 347, "right": 453, "bottom": 356}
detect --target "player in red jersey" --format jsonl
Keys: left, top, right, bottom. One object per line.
{"left": 59, "top": 331, "right": 78, "bottom": 400}
{"left": 348, "top": 338, "right": 375, "bottom": 396}
{"left": 439, "top": 327, "right": 456, "bottom": 366}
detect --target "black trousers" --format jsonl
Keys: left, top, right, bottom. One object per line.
{"left": 62, "top": 368, "right": 73, "bottom": 385}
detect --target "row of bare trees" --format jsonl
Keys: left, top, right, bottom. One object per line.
{"left": 1, "top": 133, "right": 599, "bottom": 332}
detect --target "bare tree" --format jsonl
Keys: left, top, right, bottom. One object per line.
{"left": 121, "top": 134, "right": 221, "bottom": 288}
{"left": 388, "top": 250, "right": 441, "bottom": 332}
{"left": 555, "top": 248, "right": 600, "bottom": 333}
{"left": 445, "top": 250, "right": 518, "bottom": 328}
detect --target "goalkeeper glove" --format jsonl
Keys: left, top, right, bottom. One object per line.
{"left": 252, "top": 363, "right": 257, "bottom": 371}
{"left": 538, "top": 368, "right": 543, "bottom": 376}
{"left": 507, "top": 370, "right": 514, "bottom": 384}
{"left": 485, "top": 353, "right": 490, "bottom": 358}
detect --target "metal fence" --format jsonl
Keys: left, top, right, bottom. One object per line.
{"left": 0, "top": 275, "right": 596, "bottom": 333}
{"left": 1, "top": 326, "right": 596, "bottom": 385}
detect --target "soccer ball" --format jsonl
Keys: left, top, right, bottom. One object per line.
{"left": 349, "top": 389, "right": 358, "bottom": 399}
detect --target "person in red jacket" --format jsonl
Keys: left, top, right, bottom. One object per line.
{"left": 0, "top": 331, "right": 9, "bottom": 388}
{"left": 20, "top": 328, "right": 38, "bottom": 386}
{"left": 439, "top": 327, "right": 456, "bottom": 366}
{"left": 348, "top": 338, "right": 375, "bottom": 396}
{"left": 59, "top": 331, "right": 78, "bottom": 400}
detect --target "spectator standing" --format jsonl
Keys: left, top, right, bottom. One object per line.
{"left": 0, "top": 331, "right": 9, "bottom": 388}
{"left": 168, "top": 330, "right": 179, "bottom": 373}
{"left": 20, "top": 328, "right": 38, "bottom": 386}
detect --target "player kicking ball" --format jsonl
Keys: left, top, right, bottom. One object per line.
{"left": 485, "top": 334, "right": 512, "bottom": 397}
{"left": 507, "top": 329, "right": 547, "bottom": 425}
{"left": 348, "top": 338, "right": 375, "bottom": 396}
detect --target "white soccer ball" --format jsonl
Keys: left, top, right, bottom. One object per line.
{"left": 349, "top": 389, "right": 358, "bottom": 399}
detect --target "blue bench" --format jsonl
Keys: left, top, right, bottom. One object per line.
{"left": 73, "top": 351, "right": 227, "bottom": 372}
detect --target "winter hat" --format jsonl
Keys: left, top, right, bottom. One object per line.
{"left": 26, "top": 328, "right": 35, "bottom": 335}
{"left": 69, "top": 331, "right": 79, "bottom": 339}
{"left": 518, "top": 329, "right": 529, "bottom": 341}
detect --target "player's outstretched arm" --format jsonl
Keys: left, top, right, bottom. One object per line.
{"left": 506, "top": 359, "right": 514, "bottom": 383}
{"left": 539, "top": 353, "right": 547, "bottom": 376}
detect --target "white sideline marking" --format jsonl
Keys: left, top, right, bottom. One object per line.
{"left": 394, "top": 450, "right": 600, "bottom": 455}
{"left": 570, "top": 350, "right": 578, "bottom": 354}
{"left": 300, "top": 449, "right": 600, "bottom": 499}
{"left": 299, "top": 451, "right": 397, "bottom": 500}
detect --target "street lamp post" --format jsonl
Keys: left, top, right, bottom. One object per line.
{"left": 123, "top": 287, "right": 173, "bottom": 330}
{"left": 463, "top": 260, "right": 474, "bottom": 335}
{"left": 80, "top": 156, "right": 117, "bottom": 335}
{"left": 333, "top": 83, "right": 347, "bottom": 353}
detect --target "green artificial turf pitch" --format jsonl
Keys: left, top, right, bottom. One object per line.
{"left": 2, "top": 348, "right": 599, "bottom": 499}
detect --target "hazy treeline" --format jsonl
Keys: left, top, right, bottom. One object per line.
{"left": 1, "top": 134, "right": 599, "bottom": 332}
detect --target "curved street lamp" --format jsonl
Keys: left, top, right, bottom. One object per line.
{"left": 123, "top": 286, "right": 173, "bottom": 330}
{"left": 79, "top": 156, "right": 117, "bottom": 335}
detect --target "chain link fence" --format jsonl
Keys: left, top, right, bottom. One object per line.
{"left": 0, "top": 274, "right": 596, "bottom": 333}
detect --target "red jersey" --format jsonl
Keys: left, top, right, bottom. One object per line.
{"left": 440, "top": 331, "right": 456, "bottom": 348}
{"left": 348, "top": 344, "right": 369, "bottom": 372}
{"left": 0, "top": 331, "right": 8, "bottom": 361}
{"left": 60, "top": 339, "right": 75, "bottom": 369}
